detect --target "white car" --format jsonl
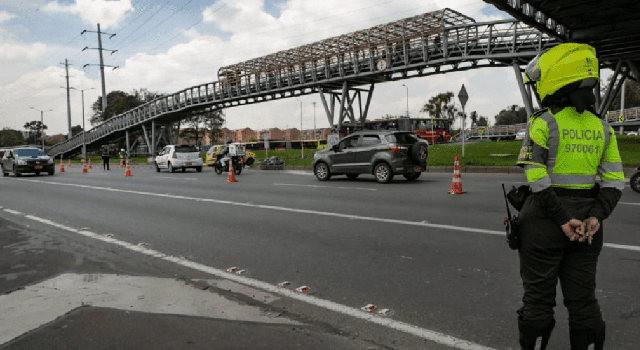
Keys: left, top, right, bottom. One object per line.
{"left": 154, "top": 145, "right": 203, "bottom": 173}
{"left": 515, "top": 129, "right": 526, "bottom": 141}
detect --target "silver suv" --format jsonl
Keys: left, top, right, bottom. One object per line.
{"left": 313, "top": 130, "right": 428, "bottom": 183}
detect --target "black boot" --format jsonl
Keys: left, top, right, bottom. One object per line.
{"left": 570, "top": 324, "right": 605, "bottom": 350}
{"left": 519, "top": 321, "right": 554, "bottom": 350}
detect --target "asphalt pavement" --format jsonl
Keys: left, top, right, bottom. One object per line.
{"left": 1, "top": 164, "right": 639, "bottom": 350}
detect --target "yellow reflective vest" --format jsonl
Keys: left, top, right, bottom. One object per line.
{"left": 517, "top": 107, "right": 625, "bottom": 192}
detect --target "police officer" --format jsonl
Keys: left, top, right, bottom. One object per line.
{"left": 516, "top": 43, "right": 625, "bottom": 349}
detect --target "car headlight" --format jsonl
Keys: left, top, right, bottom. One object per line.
{"left": 16, "top": 159, "right": 27, "bottom": 165}
{"left": 47, "top": 158, "right": 54, "bottom": 164}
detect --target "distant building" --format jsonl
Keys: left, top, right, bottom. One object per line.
{"left": 284, "top": 128, "right": 300, "bottom": 141}
{"left": 45, "top": 134, "right": 66, "bottom": 145}
{"left": 234, "top": 128, "right": 256, "bottom": 142}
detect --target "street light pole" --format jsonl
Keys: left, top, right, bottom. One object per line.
{"left": 29, "top": 107, "right": 53, "bottom": 151}
{"left": 312, "top": 102, "right": 316, "bottom": 141}
{"left": 298, "top": 99, "right": 304, "bottom": 159}
{"left": 402, "top": 84, "right": 409, "bottom": 118}
{"left": 70, "top": 87, "right": 95, "bottom": 160}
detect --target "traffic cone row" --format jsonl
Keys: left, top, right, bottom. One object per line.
{"left": 59, "top": 159, "right": 65, "bottom": 173}
{"left": 82, "top": 158, "right": 88, "bottom": 174}
{"left": 226, "top": 160, "right": 238, "bottom": 183}
{"left": 125, "top": 157, "right": 132, "bottom": 177}
{"left": 448, "top": 154, "right": 466, "bottom": 194}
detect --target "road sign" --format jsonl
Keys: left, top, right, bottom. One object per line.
{"left": 263, "top": 133, "right": 269, "bottom": 149}
{"left": 618, "top": 115, "right": 625, "bottom": 123}
{"left": 458, "top": 84, "right": 468, "bottom": 109}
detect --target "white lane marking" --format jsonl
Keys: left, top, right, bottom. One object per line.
{"left": 619, "top": 201, "right": 640, "bottom": 206}
{"left": 18, "top": 212, "right": 495, "bottom": 350}
{"left": 274, "top": 183, "right": 377, "bottom": 191}
{"left": 16, "top": 178, "right": 501, "bottom": 236}
{"left": 3, "top": 209, "right": 22, "bottom": 215}
{"left": 13, "top": 179, "right": 640, "bottom": 252}
{"left": 155, "top": 176, "right": 198, "bottom": 181}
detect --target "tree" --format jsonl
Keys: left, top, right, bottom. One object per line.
{"left": 476, "top": 116, "right": 488, "bottom": 127}
{"left": 0, "top": 128, "right": 25, "bottom": 147}
{"left": 494, "top": 105, "right": 528, "bottom": 125}
{"left": 609, "top": 78, "right": 640, "bottom": 111}
{"left": 23, "top": 120, "right": 47, "bottom": 145}
{"left": 71, "top": 125, "right": 83, "bottom": 137}
{"left": 421, "top": 92, "right": 455, "bottom": 118}
{"left": 90, "top": 88, "right": 163, "bottom": 126}
{"left": 180, "top": 109, "right": 225, "bottom": 145}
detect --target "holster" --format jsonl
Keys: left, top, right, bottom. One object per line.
{"left": 507, "top": 185, "right": 531, "bottom": 211}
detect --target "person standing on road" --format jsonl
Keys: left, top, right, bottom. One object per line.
{"left": 515, "top": 43, "right": 625, "bottom": 350}
{"left": 101, "top": 146, "right": 111, "bottom": 170}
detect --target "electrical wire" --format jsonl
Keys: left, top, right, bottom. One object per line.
{"left": 148, "top": 0, "right": 232, "bottom": 53}
{"left": 118, "top": 0, "right": 194, "bottom": 52}
{"left": 116, "top": 0, "right": 172, "bottom": 48}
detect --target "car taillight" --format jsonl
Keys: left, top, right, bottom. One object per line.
{"left": 172, "top": 153, "right": 177, "bottom": 158}
{"left": 390, "top": 145, "right": 407, "bottom": 153}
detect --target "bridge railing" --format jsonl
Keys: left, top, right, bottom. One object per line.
{"left": 606, "top": 107, "right": 640, "bottom": 123}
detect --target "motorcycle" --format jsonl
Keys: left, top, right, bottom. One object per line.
{"left": 213, "top": 155, "right": 254, "bottom": 175}
{"left": 214, "top": 155, "right": 243, "bottom": 175}
{"left": 631, "top": 167, "right": 640, "bottom": 193}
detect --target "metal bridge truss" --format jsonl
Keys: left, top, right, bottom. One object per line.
{"left": 48, "top": 10, "right": 560, "bottom": 158}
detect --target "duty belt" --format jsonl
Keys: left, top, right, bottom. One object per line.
{"left": 552, "top": 187, "right": 594, "bottom": 198}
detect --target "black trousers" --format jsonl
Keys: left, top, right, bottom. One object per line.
{"left": 517, "top": 194, "right": 604, "bottom": 332}
{"left": 102, "top": 156, "right": 110, "bottom": 170}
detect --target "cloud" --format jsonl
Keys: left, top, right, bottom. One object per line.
{"left": 43, "top": 0, "right": 134, "bottom": 29}
{"left": 0, "top": 42, "right": 48, "bottom": 62}
{"left": 0, "top": 10, "right": 16, "bottom": 22}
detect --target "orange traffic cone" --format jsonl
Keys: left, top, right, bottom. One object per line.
{"left": 448, "top": 154, "right": 466, "bottom": 194}
{"left": 59, "top": 159, "right": 65, "bottom": 173}
{"left": 120, "top": 158, "right": 124, "bottom": 168}
{"left": 82, "top": 158, "right": 88, "bottom": 174}
{"left": 226, "top": 160, "right": 238, "bottom": 183}
{"left": 68, "top": 159, "right": 71, "bottom": 168}
{"left": 88, "top": 158, "right": 92, "bottom": 169}
{"left": 125, "top": 157, "right": 132, "bottom": 177}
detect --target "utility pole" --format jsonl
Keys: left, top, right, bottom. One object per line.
{"left": 60, "top": 59, "right": 73, "bottom": 140}
{"left": 312, "top": 102, "right": 317, "bottom": 140}
{"left": 82, "top": 23, "right": 118, "bottom": 115}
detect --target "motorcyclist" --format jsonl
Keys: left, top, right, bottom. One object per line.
{"left": 218, "top": 139, "right": 232, "bottom": 168}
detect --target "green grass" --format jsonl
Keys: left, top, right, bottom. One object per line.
{"left": 247, "top": 136, "right": 640, "bottom": 168}
{"left": 63, "top": 136, "right": 638, "bottom": 168}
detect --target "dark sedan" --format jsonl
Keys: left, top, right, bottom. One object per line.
{"left": 2, "top": 147, "right": 55, "bottom": 177}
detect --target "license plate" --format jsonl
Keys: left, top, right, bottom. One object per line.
{"left": 35, "top": 165, "right": 43, "bottom": 169}
{"left": 414, "top": 166, "right": 421, "bottom": 172}
{"left": 186, "top": 162, "right": 192, "bottom": 166}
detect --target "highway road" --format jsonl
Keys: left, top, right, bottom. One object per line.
{"left": 1, "top": 165, "right": 639, "bottom": 349}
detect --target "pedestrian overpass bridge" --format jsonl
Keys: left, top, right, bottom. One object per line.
{"left": 46, "top": 4, "right": 638, "bottom": 158}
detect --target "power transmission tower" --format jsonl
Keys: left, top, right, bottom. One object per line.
{"left": 81, "top": 23, "right": 118, "bottom": 115}
{"left": 60, "top": 59, "right": 73, "bottom": 140}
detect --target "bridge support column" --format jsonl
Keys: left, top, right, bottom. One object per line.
{"left": 141, "top": 124, "right": 151, "bottom": 156}
{"left": 513, "top": 62, "right": 534, "bottom": 117}
{"left": 125, "top": 130, "right": 130, "bottom": 156}
{"left": 318, "top": 82, "right": 375, "bottom": 137}
{"left": 151, "top": 120, "right": 156, "bottom": 156}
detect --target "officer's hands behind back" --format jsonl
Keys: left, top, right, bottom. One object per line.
{"left": 562, "top": 218, "right": 600, "bottom": 244}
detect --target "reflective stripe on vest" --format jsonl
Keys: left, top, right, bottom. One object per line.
{"left": 539, "top": 111, "right": 609, "bottom": 189}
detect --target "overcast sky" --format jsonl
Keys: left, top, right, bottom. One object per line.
{"left": 0, "top": 0, "right": 529, "bottom": 136}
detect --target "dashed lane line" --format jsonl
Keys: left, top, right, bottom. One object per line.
{"left": 2, "top": 210, "right": 495, "bottom": 350}
{"left": 12, "top": 178, "right": 640, "bottom": 252}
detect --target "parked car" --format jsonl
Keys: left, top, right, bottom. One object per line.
{"left": 515, "top": 129, "right": 526, "bottom": 141}
{"left": 154, "top": 145, "right": 203, "bottom": 173}
{"left": 312, "top": 130, "right": 428, "bottom": 183}
{"left": 2, "top": 147, "right": 55, "bottom": 177}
